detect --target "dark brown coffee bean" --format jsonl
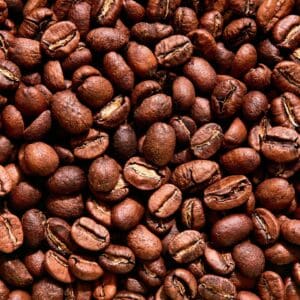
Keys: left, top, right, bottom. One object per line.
{"left": 244, "top": 63, "right": 272, "bottom": 91}
{"left": 112, "top": 124, "right": 137, "bottom": 161}
{"left": 0, "top": 212, "right": 23, "bottom": 253}
{"left": 0, "top": 258, "right": 33, "bottom": 288}
{"left": 223, "top": 18, "right": 256, "bottom": 48}
{"left": 145, "top": 212, "right": 175, "bottom": 236}
{"left": 211, "top": 214, "right": 253, "bottom": 247}
{"left": 255, "top": 178, "right": 295, "bottom": 212}
{"left": 172, "top": 76, "right": 195, "bottom": 111}
{"left": 114, "top": 290, "right": 145, "bottom": 300}
{"left": 204, "top": 245, "right": 235, "bottom": 276}
{"left": 0, "top": 59, "right": 21, "bottom": 90}
{"left": 51, "top": 90, "right": 93, "bottom": 135}
{"left": 127, "top": 225, "right": 162, "bottom": 261}
{"left": 251, "top": 208, "right": 280, "bottom": 245}
{"left": 131, "top": 22, "right": 173, "bottom": 45}
{"left": 134, "top": 93, "right": 172, "bottom": 126}
{"left": 23, "top": 250, "right": 45, "bottom": 278}
{"left": 155, "top": 35, "right": 193, "bottom": 67}
{"left": 229, "top": 0, "right": 260, "bottom": 16}
{"left": 46, "top": 194, "right": 84, "bottom": 219}
{"left": 68, "top": 255, "right": 103, "bottom": 281}
{"left": 191, "top": 123, "right": 223, "bottom": 159}
{"left": 143, "top": 122, "right": 176, "bottom": 166}
{"left": 124, "top": 156, "right": 170, "bottom": 190}
{"left": 146, "top": 0, "right": 181, "bottom": 21}
{"left": 183, "top": 57, "right": 217, "bottom": 94}
{"left": 237, "top": 291, "right": 261, "bottom": 300}
{"left": 45, "top": 217, "right": 74, "bottom": 256}
{"left": 264, "top": 242, "right": 300, "bottom": 265}
{"left": 198, "top": 275, "right": 237, "bottom": 300}
{"left": 88, "top": 156, "right": 119, "bottom": 193}
{"left": 93, "top": 273, "right": 117, "bottom": 300}
{"left": 32, "top": 278, "right": 64, "bottom": 300}
{"left": 93, "top": 95, "right": 130, "bottom": 129}
{"left": 242, "top": 91, "right": 269, "bottom": 121}
{"left": 123, "top": 0, "right": 145, "bottom": 23}
{"left": 164, "top": 269, "right": 197, "bottom": 300}
{"left": 47, "top": 166, "right": 86, "bottom": 195}
{"left": 148, "top": 184, "right": 182, "bottom": 218}
{"left": 71, "top": 217, "right": 110, "bottom": 251}
{"left": 190, "top": 97, "right": 212, "bottom": 125}
{"left": 98, "top": 244, "right": 135, "bottom": 274}
{"left": 272, "top": 61, "right": 300, "bottom": 95}
{"left": 258, "top": 271, "right": 285, "bottom": 300}
{"left": 211, "top": 78, "right": 247, "bottom": 119}
{"left": 103, "top": 51, "right": 134, "bottom": 92}
{"left": 112, "top": 197, "right": 144, "bottom": 230}
{"left": 257, "top": 0, "right": 294, "bottom": 33}
{"left": 233, "top": 241, "right": 265, "bottom": 278}
{"left": 168, "top": 230, "right": 205, "bottom": 264}
{"left": 92, "top": 0, "right": 122, "bottom": 26}
{"left": 204, "top": 175, "right": 252, "bottom": 211}
{"left": 271, "top": 92, "right": 300, "bottom": 129}
{"left": 44, "top": 250, "right": 74, "bottom": 283}
{"left": 220, "top": 147, "right": 261, "bottom": 175}
{"left": 223, "top": 117, "right": 247, "bottom": 149}
{"left": 281, "top": 219, "right": 300, "bottom": 245}
{"left": 171, "top": 160, "right": 221, "bottom": 193}
{"left": 181, "top": 197, "right": 205, "bottom": 230}
{"left": 41, "top": 21, "right": 80, "bottom": 58}
{"left": 173, "top": 7, "right": 198, "bottom": 34}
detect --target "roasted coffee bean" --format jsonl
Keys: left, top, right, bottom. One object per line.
{"left": 264, "top": 242, "right": 300, "bottom": 265}
{"left": 255, "top": 178, "right": 295, "bottom": 212}
{"left": 181, "top": 197, "right": 205, "bottom": 230}
{"left": 258, "top": 271, "right": 285, "bottom": 300}
{"left": 0, "top": 59, "right": 21, "bottom": 90}
{"left": 204, "top": 245, "right": 235, "bottom": 276}
{"left": 23, "top": 250, "right": 45, "bottom": 278}
{"left": 71, "top": 217, "right": 110, "bottom": 251}
{"left": 211, "top": 214, "right": 253, "bottom": 247}
{"left": 98, "top": 244, "right": 135, "bottom": 274}
{"left": 168, "top": 230, "right": 205, "bottom": 264}
{"left": 191, "top": 123, "right": 223, "bottom": 159}
{"left": 244, "top": 63, "right": 272, "bottom": 90}
{"left": 155, "top": 35, "right": 193, "bottom": 67}
{"left": 171, "top": 160, "right": 221, "bottom": 193}
{"left": 164, "top": 269, "right": 197, "bottom": 300}
{"left": 251, "top": 208, "right": 280, "bottom": 245}
{"left": 281, "top": 219, "right": 300, "bottom": 245}
{"left": 198, "top": 275, "right": 237, "bottom": 300}
{"left": 92, "top": 0, "right": 122, "bottom": 26}
{"left": 257, "top": 0, "right": 294, "bottom": 33}
{"left": 32, "top": 277, "right": 64, "bottom": 300}
{"left": 142, "top": 122, "right": 176, "bottom": 166}
{"left": 204, "top": 175, "right": 252, "bottom": 210}
{"left": 148, "top": 184, "right": 182, "bottom": 218}
{"left": 172, "top": 76, "right": 195, "bottom": 111}
{"left": 124, "top": 156, "right": 170, "bottom": 190}
{"left": 223, "top": 117, "right": 247, "bottom": 149}
{"left": 127, "top": 225, "right": 162, "bottom": 261}
{"left": 146, "top": 0, "right": 181, "bottom": 21}
{"left": 41, "top": 21, "right": 80, "bottom": 59}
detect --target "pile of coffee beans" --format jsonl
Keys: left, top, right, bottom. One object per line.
{"left": 0, "top": 0, "right": 299, "bottom": 299}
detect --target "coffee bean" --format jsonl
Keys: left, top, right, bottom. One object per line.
{"left": 164, "top": 269, "right": 197, "bottom": 300}
{"left": 0, "top": 212, "right": 23, "bottom": 253}
{"left": 127, "top": 225, "right": 162, "bottom": 261}
{"left": 68, "top": 255, "right": 103, "bottom": 281}
{"left": 168, "top": 230, "right": 205, "bottom": 263}
{"left": 281, "top": 219, "right": 300, "bottom": 245}
{"left": 258, "top": 271, "right": 285, "bottom": 300}
{"left": 71, "top": 217, "right": 110, "bottom": 251}
{"left": 32, "top": 278, "right": 64, "bottom": 300}
{"left": 146, "top": 0, "right": 181, "bottom": 21}
{"left": 198, "top": 275, "right": 237, "bottom": 300}
{"left": 0, "top": 59, "right": 21, "bottom": 90}
{"left": 264, "top": 242, "right": 300, "bottom": 265}
{"left": 204, "top": 245, "right": 235, "bottom": 275}
{"left": 181, "top": 197, "right": 206, "bottom": 230}
{"left": 98, "top": 244, "right": 135, "bottom": 274}
{"left": 204, "top": 175, "right": 252, "bottom": 210}
{"left": 211, "top": 214, "right": 253, "bottom": 247}
{"left": 23, "top": 250, "right": 45, "bottom": 278}
{"left": 191, "top": 123, "right": 223, "bottom": 159}
{"left": 92, "top": 0, "right": 122, "bottom": 26}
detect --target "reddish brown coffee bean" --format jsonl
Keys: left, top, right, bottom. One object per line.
{"left": 23, "top": 250, "right": 45, "bottom": 278}
{"left": 255, "top": 178, "right": 295, "bottom": 212}
{"left": 252, "top": 208, "right": 280, "bottom": 245}
{"left": 172, "top": 76, "right": 195, "bottom": 111}
{"left": 181, "top": 198, "right": 205, "bottom": 230}
{"left": 112, "top": 197, "right": 144, "bottom": 230}
{"left": 71, "top": 217, "right": 110, "bottom": 251}
{"left": 211, "top": 214, "right": 253, "bottom": 247}
{"left": 258, "top": 271, "right": 285, "bottom": 300}
{"left": 198, "top": 275, "right": 237, "bottom": 300}
{"left": 92, "top": 0, "right": 122, "bottom": 26}
{"left": 242, "top": 91, "right": 269, "bottom": 121}
{"left": 127, "top": 225, "right": 162, "bottom": 261}
{"left": 142, "top": 122, "right": 176, "bottom": 166}
{"left": 237, "top": 291, "right": 261, "bottom": 300}
{"left": 223, "top": 118, "right": 247, "bottom": 149}
{"left": 51, "top": 90, "right": 93, "bottom": 135}
{"left": 204, "top": 175, "right": 252, "bottom": 211}
{"left": 281, "top": 219, "right": 300, "bottom": 245}
{"left": 146, "top": 0, "right": 181, "bottom": 21}
{"left": 244, "top": 64, "right": 272, "bottom": 90}
{"left": 183, "top": 57, "right": 217, "bottom": 94}
{"left": 148, "top": 184, "right": 182, "bottom": 219}
{"left": 264, "top": 242, "right": 300, "bottom": 265}
{"left": 191, "top": 123, "right": 223, "bottom": 159}
{"left": 98, "top": 244, "right": 135, "bottom": 274}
